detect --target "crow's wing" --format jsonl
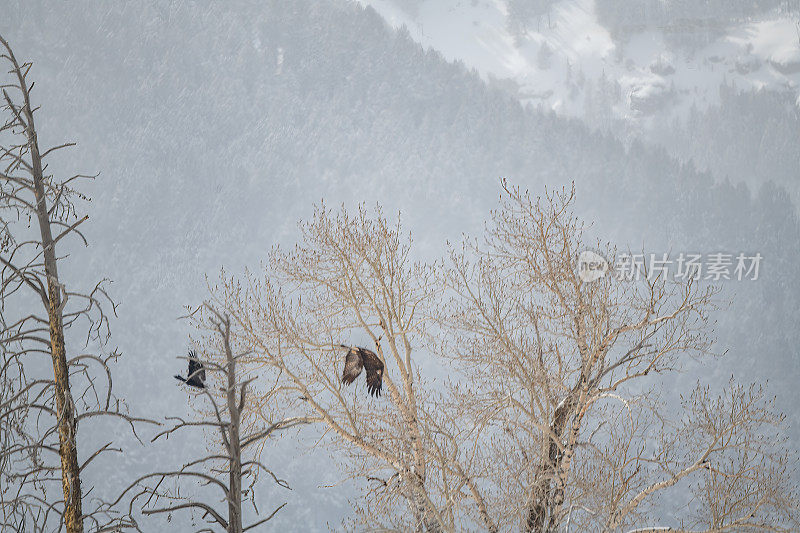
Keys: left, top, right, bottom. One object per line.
{"left": 188, "top": 357, "right": 199, "bottom": 377}
{"left": 187, "top": 352, "right": 206, "bottom": 386}
{"left": 341, "top": 349, "right": 363, "bottom": 385}
{"left": 361, "top": 348, "right": 384, "bottom": 397}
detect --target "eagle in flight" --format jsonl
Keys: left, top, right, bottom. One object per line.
{"left": 340, "top": 345, "right": 384, "bottom": 397}
{"left": 174, "top": 350, "right": 206, "bottom": 389}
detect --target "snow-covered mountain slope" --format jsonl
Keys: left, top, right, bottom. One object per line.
{"left": 359, "top": 0, "right": 800, "bottom": 127}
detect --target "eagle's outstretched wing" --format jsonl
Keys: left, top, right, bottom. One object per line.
{"left": 360, "top": 348, "right": 384, "bottom": 397}
{"left": 341, "top": 348, "right": 364, "bottom": 385}
{"left": 340, "top": 345, "right": 383, "bottom": 396}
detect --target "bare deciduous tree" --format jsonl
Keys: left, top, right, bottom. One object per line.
{"left": 205, "top": 204, "right": 498, "bottom": 532}
{"left": 207, "top": 187, "right": 798, "bottom": 532}
{"left": 0, "top": 35, "right": 154, "bottom": 532}
{"left": 112, "top": 304, "right": 312, "bottom": 533}
{"left": 438, "top": 181, "right": 799, "bottom": 531}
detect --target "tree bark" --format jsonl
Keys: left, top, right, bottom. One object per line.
{"left": 410, "top": 476, "right": 442, "bottom": 533}
{"left": 224, "top": 324, "right": 242, "bottom": 533}
{"left": 25, "top": 82, "right": 83, "bottom": 533}
{"left": 525, "top": 374, "right": 589, "bottom": 532}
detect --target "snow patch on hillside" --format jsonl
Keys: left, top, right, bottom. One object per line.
{"left": 360, "top": 0, "right": 800, "bottom": 126}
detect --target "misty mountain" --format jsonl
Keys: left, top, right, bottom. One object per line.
{"left": 1, "top": 0, "right": 798, "bottom": 529}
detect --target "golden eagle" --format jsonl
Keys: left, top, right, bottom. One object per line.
{"left": 174, "top": 350, "right": 206, "bottom": 389}
{"left": 340, "top": 345, "right": 383, "bottom": 397}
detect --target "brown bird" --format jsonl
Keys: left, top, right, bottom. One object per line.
{"left": 340, "top": 345, "right": 384, "bottom": 397}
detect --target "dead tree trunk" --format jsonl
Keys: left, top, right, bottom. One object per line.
{"left": 113, "top": 304, "right": 310, "bottom": 530}
{"left": 45, "top": 274, "right": 83, "bottom": 533}
{"left": 1, "top": 35, "right": 84, "bottom": 533}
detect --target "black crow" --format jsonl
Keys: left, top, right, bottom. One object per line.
{"left": 174, "top": 350, "right": 206, "bottom": 389}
